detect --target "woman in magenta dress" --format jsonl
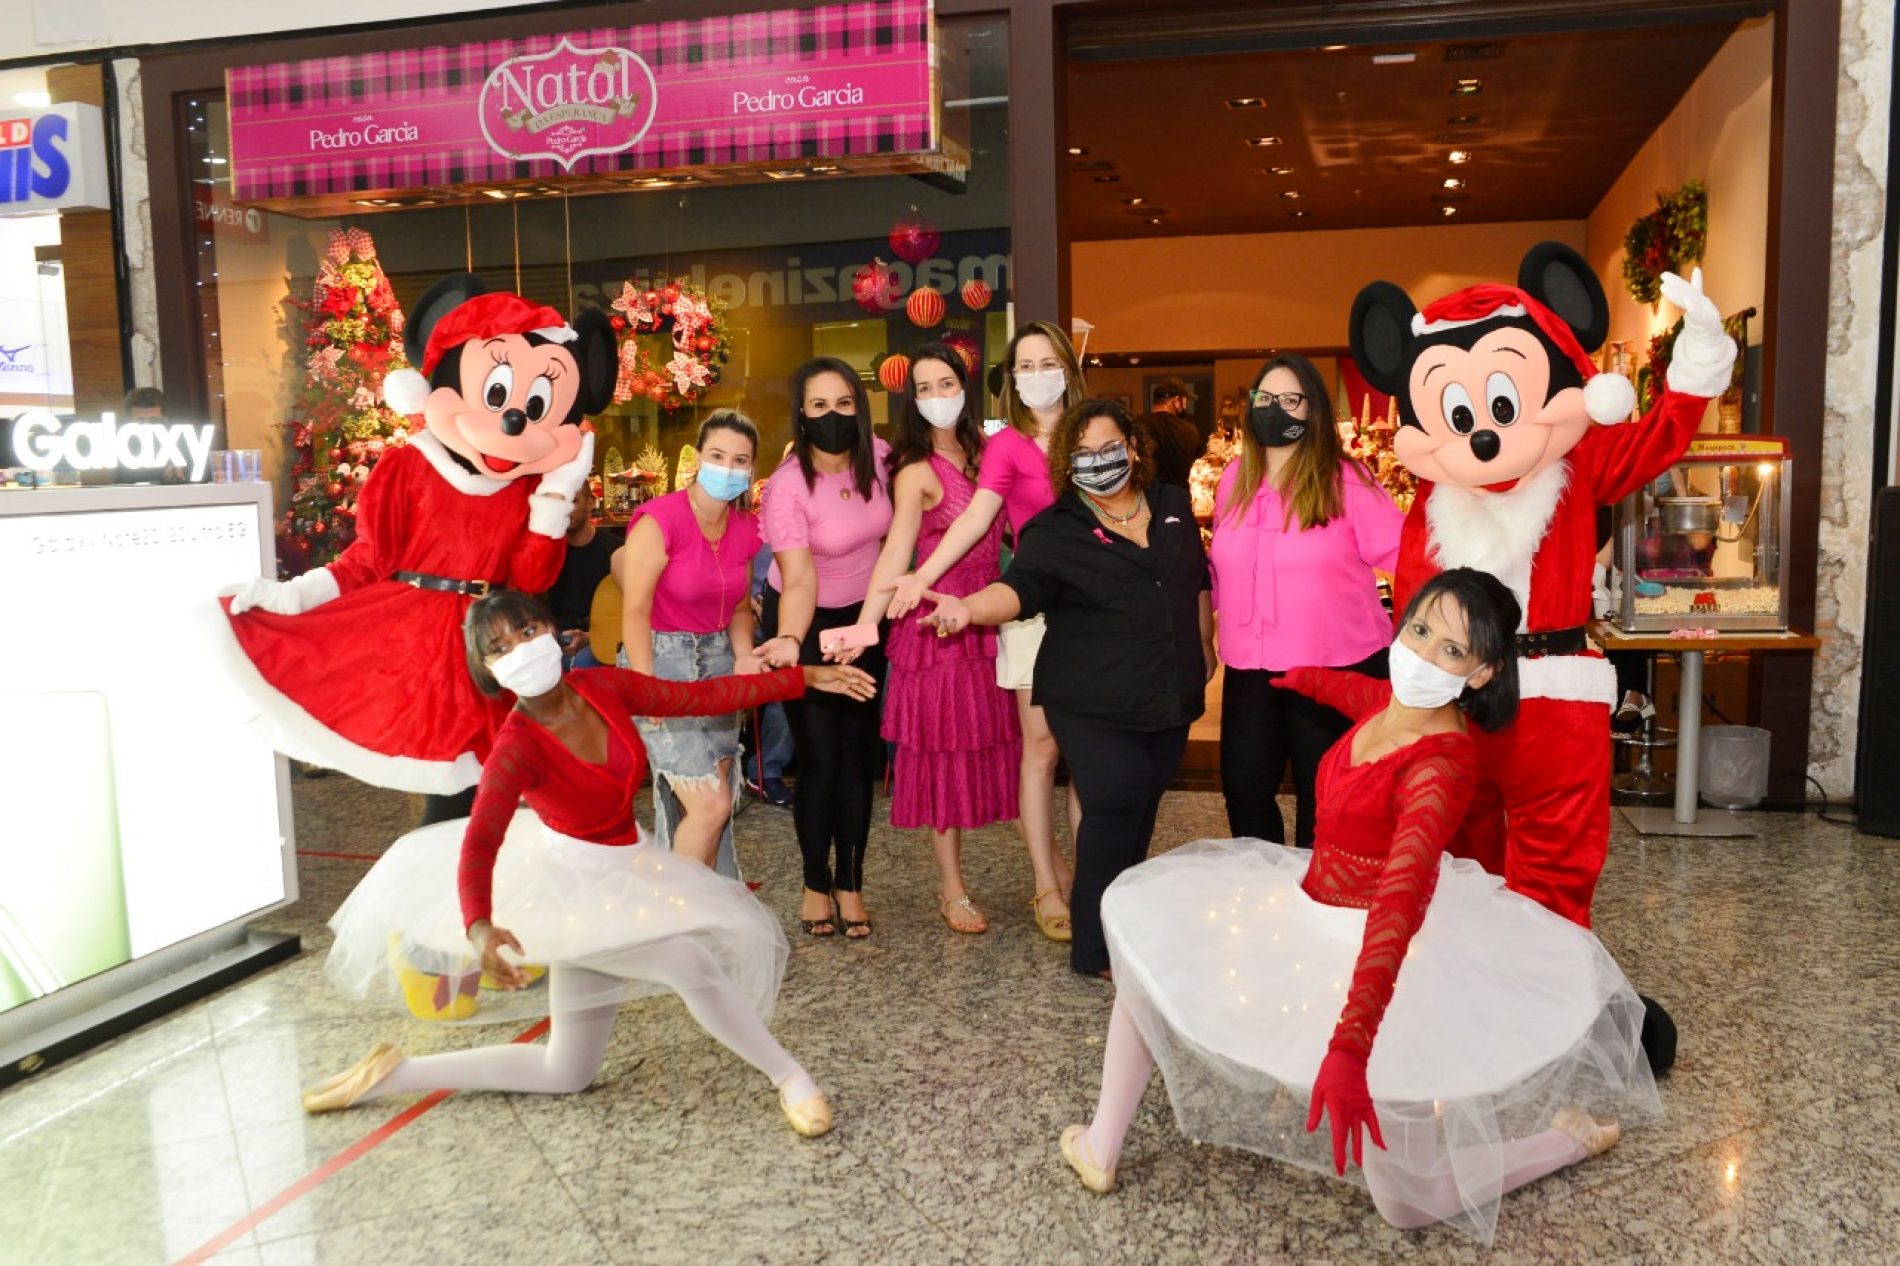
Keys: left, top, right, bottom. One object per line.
{"left": 856, "top": 345, "right": 1021, "bottom": 933}
{"left": 1056, "top": 569, "right": 1657, "bottom": 1243}
{"left": 312, "top": 589, "right": 875, "bottom": 1136}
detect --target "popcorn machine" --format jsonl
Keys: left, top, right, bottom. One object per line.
{"left": 1609, "top": 435, "right": 1792, "bottom": 633}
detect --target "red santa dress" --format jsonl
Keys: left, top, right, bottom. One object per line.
{"left": 210, "top": 430, "right": 565, "bottom": 794}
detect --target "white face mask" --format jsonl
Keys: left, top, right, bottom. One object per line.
{"left": 1015, "top": 368, "right": 1067, "bottom": 411}
{"left": 489, "top": 632, "right": 565, "bottom": 698}
{"left": 1387, "top": 638, "right": 1474, "bottom": 710}
{"left": 918, "top": 393, "right": 965, "bottom": 430}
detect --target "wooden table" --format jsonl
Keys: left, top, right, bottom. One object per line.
{"left": 1591, "top": 624, "right": 1820, "bottom": 835}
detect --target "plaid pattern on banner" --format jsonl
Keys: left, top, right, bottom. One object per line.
{"left": 228, "top": 1, "right": 933, "bottom": 201}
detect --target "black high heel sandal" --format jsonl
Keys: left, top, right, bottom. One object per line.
{"left": 799, "top": 892, "right": 837, "bottom": 937}
{"left": 833, "top": 890, "right": 872, "bottom": 939}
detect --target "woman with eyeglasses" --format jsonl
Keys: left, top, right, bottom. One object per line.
{"left": 884, "top": 320, "right": 1088, "bottom": 943}
{"left": 918, "top": 398, "right": 1214, "bottom": 978}
{"left": 1209, "top": 354, "right": 1403, "bottom": 849}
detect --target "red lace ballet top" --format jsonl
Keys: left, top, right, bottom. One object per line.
{"left": 457, "top": 665, "right": 805, "bottom": 929}
{"left": 1282, "top": 668, "right": 1480, "bottom": 1066}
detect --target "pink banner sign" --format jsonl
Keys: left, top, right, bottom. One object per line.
{"left": 227, "top": 1, "right": 936, "bottom": 203}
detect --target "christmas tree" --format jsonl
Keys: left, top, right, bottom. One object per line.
{"left": 1346, "top": 394, "right": 1419, "bottom": 512}
{"left": 277, "top": 228, "right": 412, "bottom": 577}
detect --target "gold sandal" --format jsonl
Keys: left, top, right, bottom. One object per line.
{"left": 1032, "top": 888, "right": 1073, "bottom": 942}
{"left": 939, "top": 891, "right": 989, "bottom": 934}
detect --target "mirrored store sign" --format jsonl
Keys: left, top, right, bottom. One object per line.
{"left": 226, "top": 0, "right": 946, "bottom": 207}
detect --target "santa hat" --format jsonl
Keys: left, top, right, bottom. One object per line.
{"left": 382, "top": 293, "right": 576, "bottom": 415}
{"left": 1411, "top": 283, "right": 1635, "bottom": 425}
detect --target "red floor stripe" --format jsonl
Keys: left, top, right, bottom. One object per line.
{"left": 296, "top": 849, "right": 384, "bottom": 863}
{"left": 173, "top": 1018, "right": 552, "bottom": 1265}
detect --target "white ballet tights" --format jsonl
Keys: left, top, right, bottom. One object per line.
{"left": 1081, "top": 996, "right": 1592, "bottom": 1229}
{"left": 366, "top": 938, "right": 818, "bottom": 1104}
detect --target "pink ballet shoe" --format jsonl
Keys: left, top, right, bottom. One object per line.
{"left": 1552, "top": 1105, "right": 1622, "bottom": 1157}
{"left": 302, "top": 1043, "right": 404, "bottom": 1114}
{"left": 779, "top": 1085, "right": 834, "bottom": 1138}
{"left": 1060, "top": 1124, "right": 1116, "bottom": 1193}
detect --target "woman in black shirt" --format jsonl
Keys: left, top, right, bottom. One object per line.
{"left": 921, "top": 398, "right": 1214, "bottom": 976}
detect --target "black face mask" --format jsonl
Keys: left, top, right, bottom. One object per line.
{"left": 1248, "top": 402, "right": 1307, "bottom": 448}
{"left": 803, "top": 410, "right": 859, "bottom": 455}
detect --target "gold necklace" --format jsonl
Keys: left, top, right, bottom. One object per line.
{"left": 1087, "top": 490, "right": 1146, "bottom": 526}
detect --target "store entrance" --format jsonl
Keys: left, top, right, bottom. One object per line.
{"left": 1060, "top": 9, "right": 1776, "bottom": 783}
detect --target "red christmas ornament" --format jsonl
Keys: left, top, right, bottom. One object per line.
{"left": 328, "top": 446, "right": 344, "bottom": 462}
{"left": 960, "top": 279, "right": 992, "bottom": 310}
{"left": 906, "top": 287, "right": 946, "bottom": 328}
{"left": 696, "top": 335, "right": 713, "bottom": 351}
{"left": 610, "top": 315, "right": 628, "bottom": 332}
{"left": 851, "top": 259, "right": 900, "bottom": 314}
{"left": 877, "top": 353, "right": 912, "bottom": 394}
{"left": 942, "top": 330, "right": 981, "bottom": 375}
{"left": 663, "top": 284, "right": 681, "bottom": 302}
{"left": 888, "top": 211, "right": 940, "bottom": 264}
{"left": 326, "top": 482, "right": 343, "bottom": 498}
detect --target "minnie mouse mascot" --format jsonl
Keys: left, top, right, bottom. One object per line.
{"left": 215, "top": 273, "right": 616, "bottom": 798}
{"left": 1347, "top": 243, "right": 1735, "bottom": 1071}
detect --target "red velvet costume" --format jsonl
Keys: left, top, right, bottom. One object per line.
{"left": 216, "top": 432, "right": 566, "bottom": 793}
{"left": 456, "top": 666, "right": 805, "bottom": 928}
{"left": 1392, "top": 388, "right": 1709, "bottom": 926}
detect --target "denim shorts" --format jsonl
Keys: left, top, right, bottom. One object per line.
{"left": 622, "top": 631, "right": 743, "bottom": 788}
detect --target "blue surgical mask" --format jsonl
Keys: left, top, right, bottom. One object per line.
{"left": 695, "top": 460, "right": 752, "bottom": 502}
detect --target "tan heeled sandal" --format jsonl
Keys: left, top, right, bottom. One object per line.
{"left": 1031, "top": 888, "right": 1073, "bottom": 942}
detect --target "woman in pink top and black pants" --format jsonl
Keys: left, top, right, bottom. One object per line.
{"left": 759, "top": 358, "right": 894, "bottom": 938}
{"left": 1210, "top": 355, "right": 1403, "bottom": 848}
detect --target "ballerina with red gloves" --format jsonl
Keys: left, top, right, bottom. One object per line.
{"left": 1057, "top": 569, "right": 1658, "bottom": 1243}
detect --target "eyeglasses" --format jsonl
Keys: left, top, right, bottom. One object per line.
{"left": 1014, "top": 359, "right": 1065, "bottom": 375}
{"left": 1250, "top": 390, "right": 1306, "bottom": 410}
{"left": 1073, "top": 440, "right": 1128, "bottom": 465}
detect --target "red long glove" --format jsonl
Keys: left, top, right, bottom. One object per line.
{"left": 1305, "top": 1046, "right": 1386, "bottom": 1175}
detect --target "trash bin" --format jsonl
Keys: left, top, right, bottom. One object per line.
{"left": 1700, "top": 725, "right": 1771, "bottom": 809}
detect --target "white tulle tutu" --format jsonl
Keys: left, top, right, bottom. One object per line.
{"left": 1103, "top": 839, "right": 1659, "bottom": 1243}
{"left": 325, "top": 809, "right": 788, "bottom": 1026}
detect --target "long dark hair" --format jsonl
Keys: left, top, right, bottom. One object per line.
{"left": 1395, "top": 568, "right": 1520, "bottom": 730}
{"left": 463, "top": 589, "right": 558, "bottom": 698}
{"left": 1224, "top": 352, "right": 1368, "bottom": 532}
{"left": 788, "top": 355, "right": 878, "bottom": 500}
{"left": 887, "top": 344, "right": 983, "bottom": 481}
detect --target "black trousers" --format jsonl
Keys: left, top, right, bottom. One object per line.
{"left": 419, "top": 787, "right": 477, "bottom": 828}
{"left": 1219, "top": 648, "right": 1388, "bottom": 849}
{"left": 763, "top": 588, "right": 885, "bottom": 894}
{"left": 1046, "top": 709, "right": 1189, "bottom": 976}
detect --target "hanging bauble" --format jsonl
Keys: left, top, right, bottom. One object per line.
{"left": 942, "top": 330, "right": 981, "bottom": 376}
{"left": 877, "top": 353, "right": 912, "bottom": 394}
{"left": 851, "top": 259, "right": 901, "bottom": 314}
{"left": 888, "top": 210, "right": 940, "bottom": 264}
{"left": 325, "top": 482, "right": 343, "bottom": 498}
{"left": 906, "top": 287, "right": 946, "bottom": 328}
{"left": 328, "top": 445, "right": 344, "bottom": 462}
{"left": 960, "top": 279, "right": 992, "bottom": 311}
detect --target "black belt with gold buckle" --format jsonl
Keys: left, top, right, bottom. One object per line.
{"left": 394, "top": 570, "right": 493, "bottom": 598}
{"left": 1514, "top": 625, "right": 1588, "bottom": 658}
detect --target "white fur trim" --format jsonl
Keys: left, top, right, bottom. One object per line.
{"left": 200, "top": 598, "right": 483, "bottom": 794}
{"left": 1423, "top": 461, "right": 1569, "bottom": 632}
{"left": 532, "top": 324, "right": 577, "bottom": 344}
{"left": 382, "top": 368, "right": 431, "bottom": 415}
{"left": 1584, "top": 373, "right": 1636, "bottom": 424}
{"left": 528, "top": 490, "right": 575, "bottom": 539}
{"left": 412, "top": 430, "right": 510, "bottom": 497}
{"left": 1412, "top": 304, "right": 1525, "bottom": 336}
{"left": 1518, "top": 653, "right": 1615, "bottom": 705}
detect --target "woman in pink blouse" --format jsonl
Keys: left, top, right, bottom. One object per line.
{"left": 759, "top": 357, "right": 894, "bottom": 938}
{"left": 611, "top": 411, "right": 764, "bottom": 882}
{"left": 884, "top": 321, "right": 1088, "bottom": 943}
{"left": 1210, "top": 354, "right": 1403, "bottom": 849}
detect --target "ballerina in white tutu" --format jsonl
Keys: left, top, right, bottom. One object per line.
{"left": 1058, "top": 568, "right": 1658, "bottom": 1242}
{"left": 308, "top": 589, "right": 876, "bottom": 1137}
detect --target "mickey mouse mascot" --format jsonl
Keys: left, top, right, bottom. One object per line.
{"left": 215, "top": 274, "right": 615, "bottom": 799}
{"left": 1348, "top": 243, "right": 1735, "bottom": 1071}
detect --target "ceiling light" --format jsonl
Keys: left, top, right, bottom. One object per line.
{"left": 12, "top": 90, "right": 51, "bottom": 108}
{"left": 1246, "top": 136, "right": 1284, "bottom": 147}
{"left": 1226, "top": 97, "right": 1266, "bottom": 109}
{"left": 1093, "top": 174, "right": 1121, "bottom": 183}
{"left": 1371, "top": 53, "right": 1416, "bottom": 65}
{"left": 1442, "top": 177, "right": 1464, "bottom": 189}
{"left": 1128, "top": 355, "right": 1141, "bottom": 365}
{"left": 481, "top": 188, "right": 510, "bottom": 199}
{"left": 202, "top": 155, "right": 227, "bottom": 165}
{"left": 1267, "top": 165, "right": 1295, "bottom": 176}
{"left": 1149, "top": 217, "right": 1164, "bottom": 226}
{"left": 1451, "top": 78, "right": 1483, "bottom": 96}
{"left": 1442, "top": 206, "right": 1458, "bottom": 217}
{"left": 1280, "top": 190, "right": 1301, "bottom": 200}
{"left": 1447, "top": 114, "right": 1479, "bottom": 125}
{"left": 764, "top": 169, "right": 808, "bottom": 180}
{"left": 1068, "top": 145, "right": 1087, "bottom": 156}
{"left": 1288, "top": 210, "right": 1310, "bottom": 219}
{"left": 1321, "top": 44, "right": 1347, "bottom": 52}
{"left": 1124, "top": 196, "right": 1146, "bottom": 206}
{"left": 1448, "top": 149, "right": 1472, "bottom": 164}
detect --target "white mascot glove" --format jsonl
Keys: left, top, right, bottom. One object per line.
{"left": 528, "top": 430, "right": 595, "bottom": 539}
{"left": 1660, "top": 267, "right": 1738, "bottom": 399}
{"left": 226, "top": 566, "right": 341, "bottom": 616}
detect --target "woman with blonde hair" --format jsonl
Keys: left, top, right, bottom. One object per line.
{"left": 886, "top": 319, "right": 1087, "bottom": 942}
{"left": 1209, "top": 354, "right": 1402, "bottom": 849}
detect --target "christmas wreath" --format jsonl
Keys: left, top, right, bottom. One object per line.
{"left": 1622, "top": 180, "right": 1707, "bottom": 306}
{"left": 608, "top": 278, "right": 732, "bottom": 411}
